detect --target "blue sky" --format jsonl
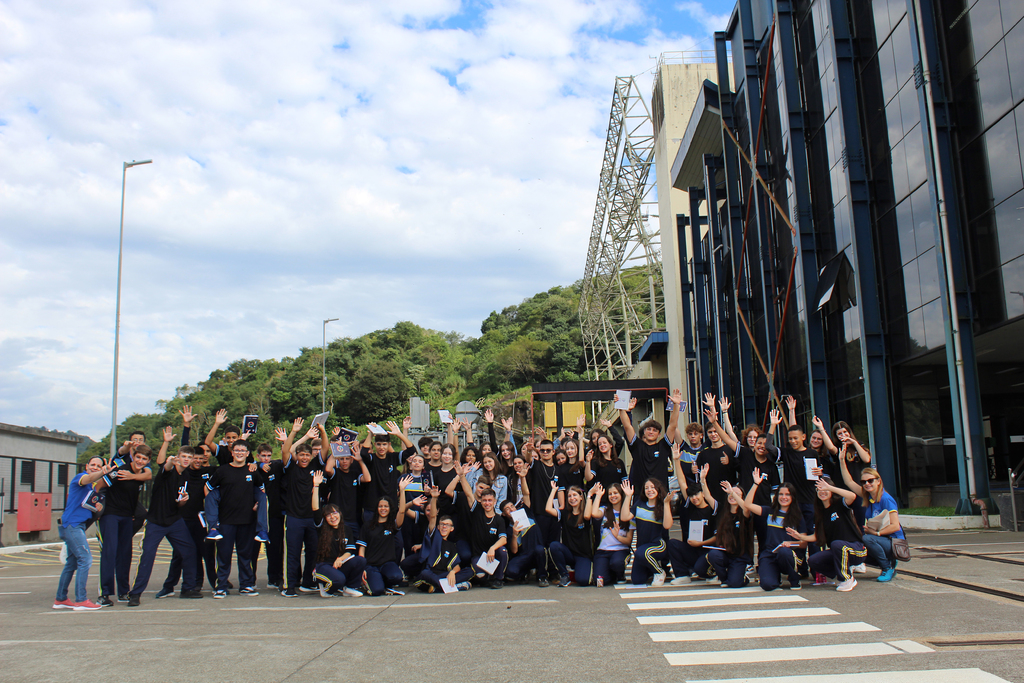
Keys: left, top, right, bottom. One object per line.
{"left": 0, "top": 0, "right": 732, "bottom": 439}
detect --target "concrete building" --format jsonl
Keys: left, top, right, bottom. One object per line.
{"left": 0, "top": 423, "right": 82, "bottom": 544}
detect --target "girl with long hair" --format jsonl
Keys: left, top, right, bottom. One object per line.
{"left": 546, "top": 484, "right": 596, "bottom": 586}
{"left": 786, "top": 478, "right": 867, "bottom": 592}
{"left": 702, "top": 471, "right": 754, "bottom": 588}
{"left": 621, "top": 477, "right": 672, "bottom": 586}
{"left": 311, "top": 471, "right": 367, "bottom": 597}
{"left": 840, "top": 462, "right": 904, "bottom": 582}
{"left": 733, "top": 474, "right": 808, "bottom": 591}
{"left": 358, "top": 477, "right": 420, "bottom": 596}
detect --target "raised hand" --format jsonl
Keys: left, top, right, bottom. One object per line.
{"left": 703, "top": 408, "right": 717, "bottom": 422}
{"left": 304, "top": 427, "right": 318, "bottom": 441}
{"left": 703, "top": 393, "right": 716, "bottom": 409}
{"left": 812, "top": 415, "right": 824, "bottom": 430}
{"left": 399, "top": 475, "right": 412, "bottom": 490}
{"left": 163, "top": 425, "right": 175, "bottom": 442}
{"left": 385, "top": 420, "right": 401, "bottom": 435}
{"left": 429, "top": 485, "right": 440, "bottom": 498}
{"left": 412, "top": 495, "right": 428, "bottom": 509}
{"left": 312, "top": 470, "right": 324, "bottom": 486}
{"left": 769, "top": 409, "right": 782, "bottom": 426}
{"left": 576, "top": 413, "right": 586, "bottom": 430}
{"left": 275, "top": 427, "right": 287, "bottom": 443}
{"left": 753, "top": 467, "right": 764, "bottom": 484}
{"left": 718, "top": 396, "right": 731, "bottom": 412}
{"left": 671, "top": 442, "right": 681, "bottom": 460}
{"left": 179, "top": 405, "right": 195, "bottom": 426}
{"left": 592, "top": 482, "right": 605, "bottom": 499}
{"left": 670, "top": 388, "right": 683, "bottom": 405}
{"left": 332, "top": 426, "right": 341, "bottom": 438}
{"left": 215, "top": 409, "right": 228, "bottom": 425}
{"left": 621, "top": 481, "right": 634, "bottom": 498}
{"left": 351, "top": 441, "right": 362, "bottom": 460}
{"left": 627, "top": 397, "right": 637, "bottom": 411}
{"left": 599, "top": 418, "right": 612, "bottom": 428}
{"left": 484, "top": 408, "right": 494, "bottom": 424}
{"left": 785, "top": 395, "right": 797, "bottom": 411}
{"left": 501, "top": 417, "right": 514, "bottom": 433}
{"left": 701, "top": 463, "right": 710, "bottom": 479}
{"left": 291, "top": 417, "right": 305, "bottom": 433}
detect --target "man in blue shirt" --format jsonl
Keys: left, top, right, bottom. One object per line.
{"left": 54, "top": 456, "right": 114, "bottom": 611}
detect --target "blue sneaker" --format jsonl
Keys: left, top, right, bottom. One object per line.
{"left": 206, "top": 528, "right": 223, "bottom": 541}
{"left": 254, "top": 531, "right": 269, "bottom": 543}
{"left": 877, "top": 567, "right": 896, "bottom": 582}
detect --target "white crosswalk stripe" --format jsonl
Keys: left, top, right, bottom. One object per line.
{"left": 619, "top": 576, "right": 1013, "bottom": 682}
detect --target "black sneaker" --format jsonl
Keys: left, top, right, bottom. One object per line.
{"left": 281, "top": 588, "right": 298, "bottom": 598}
{"left": 155, "top": 587, "right": 174, "bottom": 599}
{"left": 117, "top": 594, "right": 129, "bottom": 603}
{"left": 489, "top": 579, "right": 504, "bottom": 589}
{"left": 557, "top": 575, "right": 571, "bottom": 587}
{"left": 297, "top": 585, "right": 317, "bottom": 594}
{"left": 127, "top": 594, "right": 141, "bottom": 607}
{"left": 537, "top": 578, "right": 550, "bottom": 588}
{"left": 180, "top": 590, "right": 203, "bottom": 599}
{"left": 239, "top": 586, "right": 259, "bottom": 596}
{"left": 98, "top": 595, "right": 114, "bottom": 607}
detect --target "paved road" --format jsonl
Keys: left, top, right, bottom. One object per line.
{"left": 0, "top": 530, "right": 1022, "bottom": 682}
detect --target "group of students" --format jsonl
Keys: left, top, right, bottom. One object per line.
{"left": 52, "top": 391, "right": 904, "bottom": 610}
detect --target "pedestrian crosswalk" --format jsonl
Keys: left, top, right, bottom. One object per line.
{"left": 616, "top": 582, "right": 1013, "bottom": 682}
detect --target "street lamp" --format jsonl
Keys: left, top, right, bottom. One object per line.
{"left": 110, "top": 159, "right": 152, "bottom": 460}
{"left": 323, "top": 318, "right": 338, "bottom": 412}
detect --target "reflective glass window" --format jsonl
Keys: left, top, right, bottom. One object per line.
{"left": 899, "top": 82, "right": 921, "bottom": 138}
{"left": 887, "top": 0, "right": 907, "bottom": 29}
{"left": 975, "top": 270, "right": 1005, "bottom": 327}
{"left": 945, "top": 1, "right": 975, "bottom": 87}
{"left": 896, "top": 195, "right": 916, "bottom": 263}
{"left": 995, "top": 189, "right": 1024, "bottom": 263}
{"left": 983, "top": 111, "right": 1023, "bottom": 206}
{"left": 886, "top": 94, "right": 904, "bottom": 143}
{"left": 1004, "top": 255, "right": 1024, "bottom": 318}
{"left": 904, "top": 256, "right": 923, "bottom": 309}
{"left": 953, "top": 75, "right": 983, "bottom": 142}
{"left": 878, "top": 41, "right": 899, "bottom": 103}
{"left": 1006, "top": 19, "right": 1024, "bottom": 106}
{"left": 969, "top": 0, "right": 1005, "bottom": 60}
{"left": 1001, "top": 0, "right": 1024, "bottom": 32}
{"left": 922, "top": 299, "right": 946, "bottom": 349}
{"left": 969, "top": 210, "right": 1002, "bottom": 277}
{"left": 908, "top": 306, "right": 927, "bottom": 352}
{"left": 977, "top": 43, "right": 1013, "bottom": 129}
{"left": 960, "top": 134, "right": 993, "bottom": 217}
{"left": 910, "top": 184, "right": 936, "bottom": 255}
{"left": 903, "top": 127, "right": 928, "bottom": 196}
{"left": 918, "top": 247, "right": 941, "bottom": 304}
{"left": 891, "top": 17, "right": 915, "bottom": 90}
{"left": 891, "top": 137, "right": 910, "bottom": 200}
{"left": 872, "top": 0, "right": 892, "bottom": 40}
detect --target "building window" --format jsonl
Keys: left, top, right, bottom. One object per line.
{"left": 20, "top": 460, "right": 35, "bottom": 485}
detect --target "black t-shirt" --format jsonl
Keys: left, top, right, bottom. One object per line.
{"left": 103, "top": 464, "right": 151, "bottom": 517}
{"left": 820, "top": 498, "right": 862, "bottom": 545}
{"left": 461, "top": 501, "right": 507, "bottom": 556}
{"left": 736, "top": 447, "right": 779, "bottom": 508}
{"left": 328, "top": 466, "right": 364, "bottom": 524}
{"left": 358, "top": 521, "right": 398, "bottom": 567}
{"left": 366, "top": 447, "right": 413, "bottom": 507}
{"left": 777, "top": 448, "right": 817, "bottom": 507}
{"left": 282, "top": 458, "right": 323, "bottom": 519}
{"left": 259, "top": 460, "right": 285, "bottom": 519}
{"left": 527, "top": 460, "right": 558, "bottom": 516}
{"left": 180, "top": 466, "right": 215, "bottom": 519}
{"left": 429, "top": 538, "right": 461, "bottom": 572}
{"left": 556, "top": 463, "right": 585, "bottom": 492}
{"left": 680, "top": 498, "right": 717, "bottom": 544}
{"left": 208, "top": 464, "right": 262, "bottom": 526}
{"left": 147, "top": 466, "right": 187, "bottom": 526}
{"left": 313, "top": 510, "right": 357, "bottom": 563}
{"left": 754, "top": 505, "right": 807, "bottom": 551}
{"left": 592, "top": 460, "right": 627, "bottom": 489}
{"left": 431, "top": 467, "right": 459, "bottom": 518}
{"left": 561, "top": 511, "right": 594, "bottom": 558}
{"left": 696, "top": 446, "right": 736, "bottom": 505}
{"left": 628, "top": 436, "right": 672, "bottom": 488}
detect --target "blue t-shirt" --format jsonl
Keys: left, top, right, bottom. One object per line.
{"left": 866, "top": 491, "right": 905, "bottom": 540}
{"left": 62, "top": 472, "right": 94, "bottom": 527}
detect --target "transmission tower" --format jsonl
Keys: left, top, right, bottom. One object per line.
{"left": 579, "top": 76, "right": 664, "bottom": 380}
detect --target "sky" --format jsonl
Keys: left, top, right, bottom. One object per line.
{"left": 0, "top": 0, "right": 732, "bottom": 440}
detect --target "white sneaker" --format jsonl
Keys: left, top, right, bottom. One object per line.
{"left": 341, "top": 587, "right": 363, "bottom": 598}
{"left": 318, "top": 582, "right": 332, "bottom": 598}
{"left": 651, "top": 573, "right": 666, "bottom": 587}
{"left": 670, "top": 576, "right": 691, "bottom": 586}
{"left": 852, "top": 563, "right": 867, "bottom": 574}
{"left": 707, "top": 576, "right": 721, "bottom": 585}
{"left": 836, "top": 577, "right": 858, "bottom": 592}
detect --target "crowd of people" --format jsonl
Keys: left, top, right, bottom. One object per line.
{"left": 53, "top": 392, "right": 904, "bottom": 610}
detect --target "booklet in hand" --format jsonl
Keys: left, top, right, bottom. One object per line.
{"left": 613, "top": 390, "right": 632, "bottom": 410}
{"left": 688, "top": 519, "right": 705, "bottom": 543}
{"left": 337, "top": 427, "right": 359, "bottom": 443}
{"left": 367, "top": 423, "right": 388, "bottom": 436}
{"left": 437, "top": 410, "right": 454, "bottom": 424}
{"left": 476, "top": 552, "right": 501, "bottom": 575}
{"left": 331, "top": 442, "right": 352, "bottom": 458}
{"left": 310, "top": 411, "right": 330, "bottom": 429}
{"left": 439, "top": 578, "right": 459, "bottom": 594}
{"left": 865, "top": 509, "right": 890, "bottom": 533}
{"left": 242, "top": 414, "right": 259, "bottom": 434}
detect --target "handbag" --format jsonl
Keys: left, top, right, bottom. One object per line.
{"left": 891, "top": 529, "right": 911, "bottom": 562}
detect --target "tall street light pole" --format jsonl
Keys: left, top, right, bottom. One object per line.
{"left": 110, "top": 159, "right": 153, "bottom": 460}
{"left": 323, "top": 318, "right": 338, "bottom": 413}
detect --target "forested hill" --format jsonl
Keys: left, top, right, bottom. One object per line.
{"left": 81, "top": 283, "right": 584, "bottom": 462}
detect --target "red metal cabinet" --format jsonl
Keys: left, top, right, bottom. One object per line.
{"left": 17, "top": 493, "right": 53, "bottom": 531}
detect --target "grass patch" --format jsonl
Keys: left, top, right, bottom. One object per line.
{"left": 902, "top": 506, "right": 957, "bottom": 516}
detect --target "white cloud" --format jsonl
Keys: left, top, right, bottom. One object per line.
{"left": 0, "top": 0, "right": 718, "bottom": 438}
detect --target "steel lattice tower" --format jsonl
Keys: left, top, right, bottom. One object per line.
{"left": 579, "top": 76, "right": 664, "bottom": 380}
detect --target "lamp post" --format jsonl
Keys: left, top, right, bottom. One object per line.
{"left": 110, "top": 159, "right": 152, "bottom": 460}
{"left": 322, "top": 318, "right": 338, "bottom": 412}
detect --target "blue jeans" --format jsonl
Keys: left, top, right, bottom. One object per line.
{"left": 57, "top": 523, "right": 92, "bottom": 603}
{"left": 862, "top": 534, "right": 894, "bottom": 571}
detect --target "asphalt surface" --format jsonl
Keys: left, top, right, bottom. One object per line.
{"left": 0, "top": 529, "right": 1022, "bottom": 682}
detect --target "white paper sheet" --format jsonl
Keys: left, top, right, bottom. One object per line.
{"left": 511, "top": 508, "right": 533, "bottom": 531}
{"left": 438, "top": 578, "right": 458, "bottom": 594}
{"left": 476, "top": 552, "right": 500, "bottom": 575}
{"left": 688, "top": 519, "right": 705, "bottom": 543}
{"left": 613, "top": 390, "right": 632, "bottom": 410}
{"left": 438, "top": 409, "right": 454, "bottom": 424}
{"left": 804, "top": 457, "right": 819, "bottom": 481}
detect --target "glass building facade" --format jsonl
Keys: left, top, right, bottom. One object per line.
{"left": 671, "top": 0, "right": 1024, "bottom": 506}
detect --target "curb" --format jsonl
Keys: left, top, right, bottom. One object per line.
{"left": 0, "top": 542, "right": 64, "bottom": 556}
{"left": 901, "top": 514, "right": 1001, "bottom": 530}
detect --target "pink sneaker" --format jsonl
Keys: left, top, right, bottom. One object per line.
{"left": 52, "top": 599, "right": 74, "bottom": 610}
{"left": 72, "top": 599, "right": 103, "bottom": 611}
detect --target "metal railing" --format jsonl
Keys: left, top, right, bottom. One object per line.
{"left": 0, "top": 456, "right": 78, "bottom": 513}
